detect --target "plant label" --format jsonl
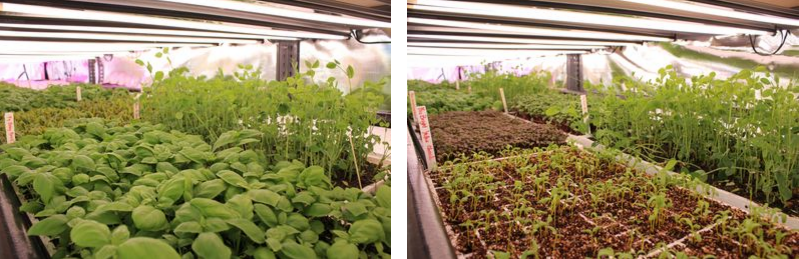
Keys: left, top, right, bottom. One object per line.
{"left": 76, "top": 86, "right": 82, "bottom": 101}
{"left": 455, "top": 80, "right": 460, "bottom": 90}
{"left": 500, "top": 88, "right": 508, "bottom": 113}
{"left": 134, "top": 101, "right": 140, "bottom": 119}
{"left": 580, "top": 94, "right": 588, "bottom": 115}
{"left": 409, "top": 91, "right": 420, "bottom": 123}
{"left": 4, "top": 112, "right": 15, "bottom": 144}
{"left": 416, "top": 106, "right": 437, "bottom": 171}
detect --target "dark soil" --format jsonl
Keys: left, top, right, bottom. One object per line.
{"left": 332, "top": 162, "right": 383, "bottom": 189}
{"left": 429, "top": 110, "right": 566, "bottom": 162}
{"left": 429, "top": 147, "right": 799, "bottom": 258}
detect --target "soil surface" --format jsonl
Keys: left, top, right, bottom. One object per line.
{"left": 430, "top": 110, "right": 566, "bottom": 162}
{"left": 429, "top": 147, "right": 799, "bottom": 258}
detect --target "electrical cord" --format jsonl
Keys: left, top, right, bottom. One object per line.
{"left": 351, "top": 29, "right": 390, "bottom": 44}
{"left": 749, "top": 29, "right": 790, "bottom": 55}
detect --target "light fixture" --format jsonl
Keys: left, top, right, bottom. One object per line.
{"left": 619, "top": 0, "right": 799, "bottom": 27}
{"left": 409, "top": 0, "right": 770, "bottom": 35}
{"left": 0, "top": 3, "right": 347, "bottom": 40}
{"left": 408, "top": 17, "right": 672, "bottom": 42}
{"left": 0, "top": 41, "right": 213, "bottom": 52}
{"left": 0, "top": 54, "right": 107, "bottom": 63}
{"left": 155, "top": 0, "right": 390, "bottom": 28}
{"left": 408, "top": 42, "right": 601, "bottom": 50}
{"left": 407, "top": 46, "right": 587, "bottom": 56}
{"left": 408, "top": 34, "right": 637, "bottom": 46}
{"left": 0, "top": 30, "right": 261, "bottom": 44}
{"left": 0, "top": 23, "right": 295, "bottom": 40}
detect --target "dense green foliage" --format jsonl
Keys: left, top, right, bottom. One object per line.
{"left": 0, "top": 83, "right": 130, "bottom": 112}
{"left": 0, "top": 120, "right": 391, "bottom": 259}
{"left": 512, "top": 92, "right": 594, "bottom": 133}
{"left": 590, "top": 66, "right": 799, "bottom": 207}
{"left": 466, "top": 68, "right": 551, "bottom": 103}
{"left": 408, "top": 80, "right": 498, "bottom": 115}
{"left": 0, "top": 97, "right": 135, "bottom": 145}
{"left": 142, "top": 61, "right": 386, "bottom": 179}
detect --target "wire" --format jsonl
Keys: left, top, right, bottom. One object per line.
{"left": 749, "top": 29, "right": 790, "bottom": 56}
{"left": 351, "top": 29, "right": 390, "bottom": 44}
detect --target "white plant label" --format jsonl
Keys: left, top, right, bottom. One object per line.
{"left": 409, "top": 91, "right": 420, "bottom": 123}
{"left": 76, "top": 86, "right": 82, "bottom": 101}
{"left": 133, "top": 101, "right": 140, "bottom": 119}
{"left": 416, "top": 106, "right": 437, "bottom": 171}
{"left": 4, "top": 112, "right": 15, "bottom": 144}
{"left": 580, "top": 94, "right": 589, "bottom": 114}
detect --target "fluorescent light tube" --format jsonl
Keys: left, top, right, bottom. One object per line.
{"left": 155, "top": 0, "right": 390, "bottom": 28}
{"left": 0, "top": 23, "right": 294, "bottom": 40}
{"left": 0, "top": 30, "right": 261, "bottom": 44}
{"left": 408, "top": 17, "right": 672, "bottom": 42}
{"left": 409, "top": 34, "right": 637, "bottom": 46}
{"left": 619, "top": 0, "right": 799, "bottom": 27}
{"left": 408, "top": 42, "right": 601, "bottom": 50}
{"left": 407, "top": 46, "right": 587, "bottom": 56}
{"left": 410, "top": 0, "right": 770, "bottom": 35}
{"left": 0, "top": 41, "right": 213, "bottom": 52}
{"left": 0, "top": 3, "right": 346, "bottom": 40}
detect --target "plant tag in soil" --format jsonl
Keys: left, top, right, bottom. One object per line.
{"left": 134, "top": 102, "right": 140, "bottom": 119}
{"left": 409, "top": 91, "right": 419, "bottom": 123}
{"left": 76, "top": 86, "right": 82, "bottom": 101}
{"left": 416, "top": 106, "right": 437, "bottom": 171}
{"left": 4, "top": 112, "right": 15, "bottom": 144}
{"left": 580, "top": 94, "right": 588, "bottom": 115}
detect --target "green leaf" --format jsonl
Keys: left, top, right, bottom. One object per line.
{"left": 194, "top": 179, "right": 226, "bottom": 199}
{"left": 376, "top": 185, "right": 390, "bottom": 208}
{"left": 95, "top": 245, "right": 117, "bottom": 259}
{"left": 346, "top": 65, "right": 354, "bottom": 79}
{"left": 174, "top": 222, "right": 203, "bottom": 234}
{"left": 348, "top": 219, "right": 384, "bottom": 244}
{"left": 155, "top": 52, "right": 163, "bottom": 58}
{"left": 253, "top": 247, "right": 276, "bottom": 259}
{"left": 73, "top": 155, "right": 96, "bottom": 171}
{"left": 226, "top": 194, "right": 253, "bottom": 219}
{"left": 249, "top": 189, "right": 281, "bottom": 207}
{"left": 118, "top": 237, "right": 180, "bottom": 259}
{"left": 111, "top": 225, "right": 130, "bottom": 245}
{"left": 343, "top": 202, "right": 368, "bottom": 217}
{"left": 327, "top": 240, "right": 359, "bottom": 259}
{"left": 254, "top": 204, "right": 278, "bottom": 227}
{"left": 304, "top": 203, "right": 331, "bottom": 217}
{"left": 33, "top": 174, "right": 58, "bottom": 203}
{"left": 28, "top": 214, "right": 69, "bottom": 236}
{"left": 217, "top": 170, "right": 248, "bottom": 188}
{"left": 192, "top": 233, "right": 231, "bottom": 259}
{"left": 155, "top": 71, "right": 165, "bottom": 81}
{"left": 70, "top": 220, "right": 110, "bottom": 248}
{"left": 132, "top": 205, "right": 168, "bottom": 231}
{"left": 279, "top": 241, "right": 317, "bottom": 259}
{"left": 135, "top": 59, "right": 145, "bottom": 66}
{"left": 190, "top": 198, "right": 238, "bottom": 219}
{"left": 326, "top": 62, "right": 337, "bottom": 69}
{"left": 226, "top": 219, "right": 265, "bottom": 243}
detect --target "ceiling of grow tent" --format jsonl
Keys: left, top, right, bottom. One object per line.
{"left": 407, "top": 0, "right": 799, "bottom": 63}
{"left": 0, "top": 0, "right": 390, "bottom": 58}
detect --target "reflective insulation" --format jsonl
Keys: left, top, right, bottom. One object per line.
{"left": 408, "top": 33, "right": 799, "bottom": 87}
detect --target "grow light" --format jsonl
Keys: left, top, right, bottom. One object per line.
{"left": 408, "top": 18, "right": 672, "bottom": 42}
{"left": 409, "top": 0, "right": 770, "bottom": 35}
{"left": 619, "top": 0, "right": 799, "bottom": 27}
{"left": 407, "top": 42, "right": 601, "bottom": 50}
{"left": 409, "top": 34, "right": 637, "bottom": 46}
{"left": 0, "top": 3, "right": 346, "bottom": 40}
{"left": 0, "top": 30, "right": 261, "bottom": 44}
{"left": 0, "top": 41, "right": 213, "bottom": 52}
{"left": 154, "top": 0, "right": 390, "bottom": 28}
{"left": 0, "top": 23, "right": 293, "bottom": 41}
{"left": 407, "top": 46, "right": 587, "bottom": 56}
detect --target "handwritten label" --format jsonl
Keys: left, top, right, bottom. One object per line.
{"left": 76, "top": 86, "right": 82, "bottom": 101}
{"left": 4, "top": 112, "right": 15, "bottom": 144}
{"left": 580, "top": 94, "right": 588, "bottom": 114}
{"left": 409, "top": 91, "right": 419, "bottom": 123}
{"left": 416, "top": 106, "right": 437, "bottom": 171}
{"left": 133, "top": 101, "right": 140, "bottom": 119}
